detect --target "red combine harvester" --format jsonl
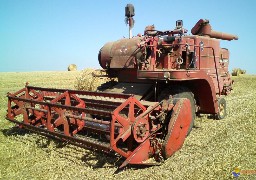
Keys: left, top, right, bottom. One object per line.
{"left": 6, "top": 5, "right": 238, "bottom": 169}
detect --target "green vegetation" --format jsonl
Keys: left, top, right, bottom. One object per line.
{"left": 0, "top": 71, "right": 255, "bottom": 179}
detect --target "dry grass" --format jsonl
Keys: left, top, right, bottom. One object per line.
{"left": 74, "top": 68, "right": 108, "bottom": 91}
{"left": 0, "top": 71, "right": 255, "bottom": 179}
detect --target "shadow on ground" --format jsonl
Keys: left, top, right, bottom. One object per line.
{"left": 1, "top": 126, "right": 124, "bottom": 170}
{"left": 1, "top": 126, "right": 30, "bottom": 136}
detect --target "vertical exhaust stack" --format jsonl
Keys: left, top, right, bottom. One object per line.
{"left": 125, "top": 4, "right": 135, "bottom": 38}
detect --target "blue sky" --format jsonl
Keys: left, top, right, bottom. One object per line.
{"left": 0, "top": 0, "right": 255, "bottom": 74}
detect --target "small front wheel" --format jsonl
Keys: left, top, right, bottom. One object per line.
{"left": 216, "top": 98, "right": 227, "bottom": 120}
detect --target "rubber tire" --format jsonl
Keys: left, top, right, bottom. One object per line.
{"left": 158, "top": 86, "right": 196, "bottom": 136}
{"left": 215, "top": 98, "right": 227, "bottom": 120}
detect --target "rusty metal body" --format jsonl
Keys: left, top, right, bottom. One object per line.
{"left": 99, "top": 19, "right": 237, "bottom": 114}
{"left": 6, "top": 19, "right": 238, "bottom": 168}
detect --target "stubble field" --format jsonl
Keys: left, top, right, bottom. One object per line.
{"left": 0, "top": 70, "right": 255, "bottom": 179}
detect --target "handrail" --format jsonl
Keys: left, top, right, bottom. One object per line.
{"left": 203, "top": 46, "right": 221, "bottom": 96}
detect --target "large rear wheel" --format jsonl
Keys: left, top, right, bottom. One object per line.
{"left": 162, "top": 98, "right": 193, "bottom": 159}
{"left": 158, "top": 86, "right": 196, "bottom": 136}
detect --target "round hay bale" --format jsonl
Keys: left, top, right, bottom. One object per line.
{"left": 68, "top": 64, "right": 77, "bottom": 71}
{"left": 232, "top": 68, "right": 240, "bottom": 76}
